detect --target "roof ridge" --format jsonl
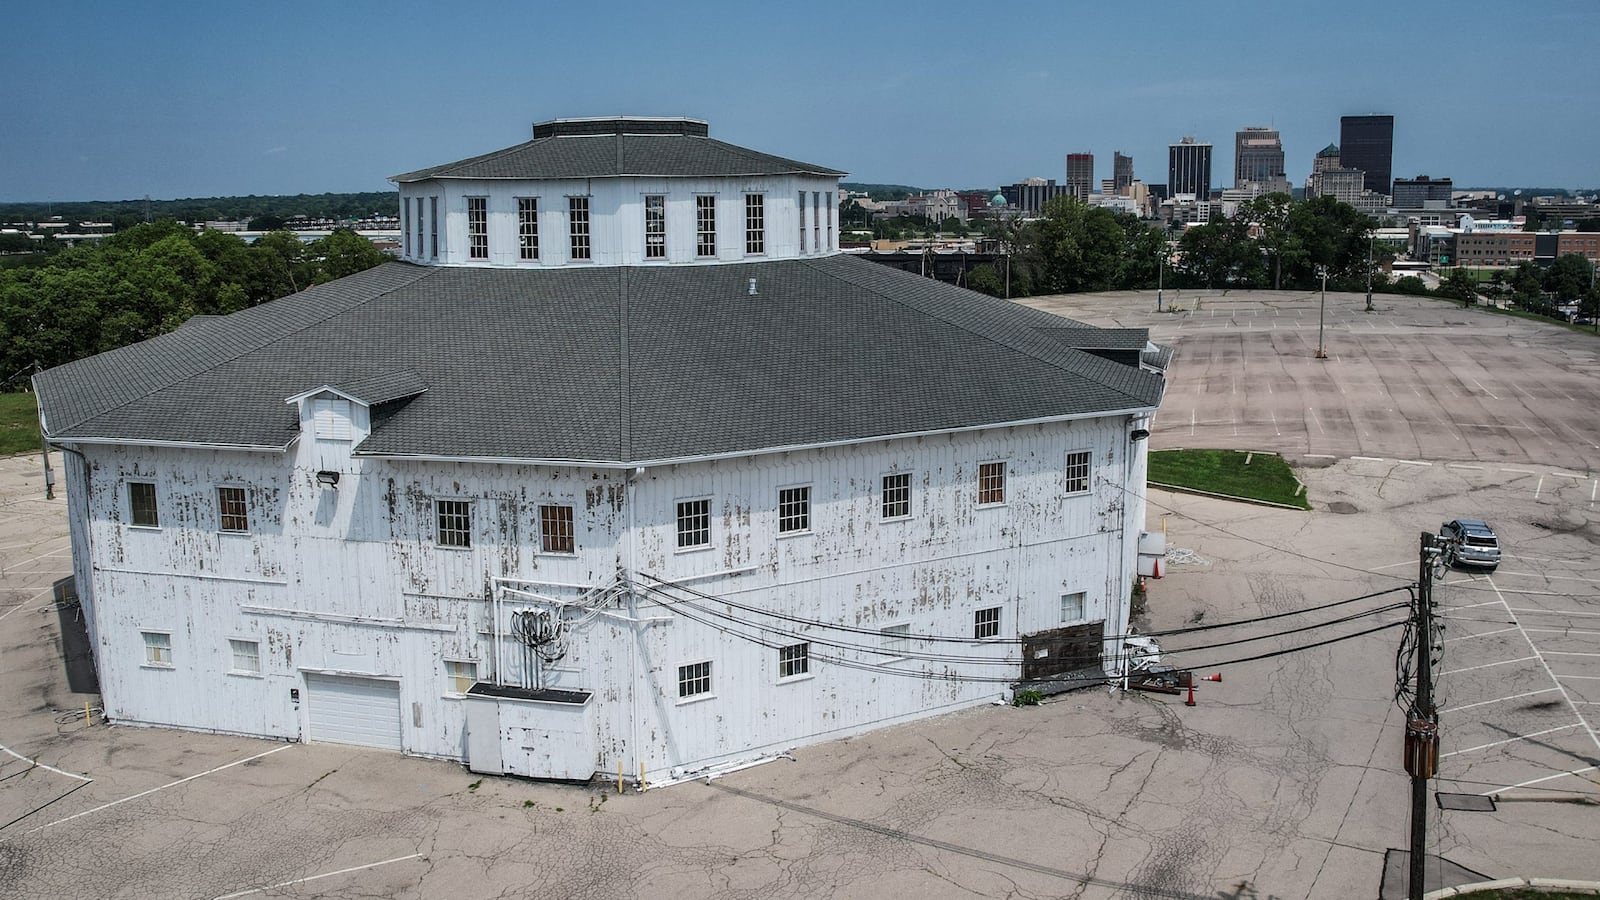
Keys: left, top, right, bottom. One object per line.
{"left": 45, "top": 264, "right": 442, "bottom": 437}
{"left": 798, "top": 258, "right": 1160, "bottom": 408}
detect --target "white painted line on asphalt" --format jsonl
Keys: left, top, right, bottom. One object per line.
{"left": 1447, "top": 688, "right": 1561, "bottom": 712}
{"left": 1534, "top": 476, "right": 1544, "bottom": 500}
{"left": 1550, "top": 472, "right": 1585, "bottom": 479}
{"left": 1470, "top": 378, "right": 1499, "bottom": 400}
{"left": 213, "top": 853, "right": 425, "bottom": 900}
{"left": 1399, "top": 459, "right": 1432, "bottom": 467}
{"left": 1439, "top": 600, "right": 1504, "bottom": 611}
{"left": 0, "top": 585, "right": 58, "bottom": 624}
{"left": 1370, "top": 559, "right": 1414, "bottom": 571}
{"left": 1560, "top": 675, "right": 1600, "bottom": 680}
{"left": 1308, "top": 407, "right": 1325, "bottom": 434}
{"left": 1593, "top": 481, "right": 1598, "bottom": 506}
{"left": 1438, "top": 656, "right": 1538, "bottom": 677}
{"left": 1494, "top": 570, "right": 1600, "bottom": 584}
{"left": 1487, "top": 577, "right": 1600, "bottom": 756}
{"left": 1446, "top": 464, "right": 1483, "bottom": 471}
{"left": 1475, "top": 764, "right": 1600, "bottom": 797}
{"left": 1190, "top": 409, "right": 1195, "bottom": 436}
{"left": 1352, "top": 456, "right": 1384, "bottom": 462}
{"left": 1510, "top": 607, "right": 1600, "bottom": 618}
{"left": 1304, "top": 453, "right": 1336, "bottom": 459}
{"left": 1525, "top": 627, "right": 1600, "bottom": 637}
{"left": 1442, "top": 627, "right": 1521, "bottom": 644}
{"left": 1442, "top": 724, "right": 1584, "bottom": 759}
{"left": 1544, "top": 651, "right": 1600, "bottom": 658}
{"left": 1270, "top": 410, "right": 1279, "bottom": 435}
{"left": 1502, "top": 467, "right": 1534, "bottom": 475}
{"left": 26, "top": 744, "right": 292, "bottom": 834}
{"left": 0, "top": 743, "right": 93, "bottom": 782}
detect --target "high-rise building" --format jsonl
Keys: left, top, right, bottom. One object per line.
{"left": 1312, "top": 143, "right": 1342, "bottom": 174}
{"left": 1065, "top": 153, "right": 1094, "bottom": 201}
{"left": 1339, "top": 115, "right": 1394, "bottom": 196}
{"left": 1233, "top": 127, "right": 1285, "bottom": 188}
{"left": 1113, "top": 152, "right": 1134, "bottom": 195}
{"left": 1168, "top": 137, "right": 1212, "bottom": 199}
{"left": 1392, "top": 175, "right": 1453, "bottom": 208}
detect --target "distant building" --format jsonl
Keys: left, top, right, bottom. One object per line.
{"left": 1307, "top": 167, "right": 1385, "bottom": 214}
{"left": 1001, "top": 178, "right": 1072, "bottom": 214}
{"left": 1113, "top": 152, "right": 1134, "bottom": 195}
{"left": 956, "top": 191, "right": 994, "bottom": 220}
{"left": 1392, "top": 176, "right": 1453, "bottom": 209}
{"left": 1312, "top": 143, "right": 1343, "bottom": 175}
{"left": 1167, "top": 138, "right": 1212, "bottom": 200}
{"left": 1233, "top": 127, "right": 1287, "bottom": 190}
{"left": 1065, "top": 153, "right": 1094, "bottom": 201}
{"left": 1339, "top": 115, "right": 1394, "bottom": 196}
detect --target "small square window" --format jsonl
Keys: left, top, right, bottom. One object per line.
{"left": 880, "top": 624, "right": 911, "bottom": 661}
{"left": 1061, "top": 591, "right": 1086, "bottom": 623}
{"left": 229, "top": 638, "right": 260, "bottom": 674}
{"left": 677, "top": 498, "right": 711, "bottom": 549}
{"left": 129, "top": 482, "right": 159, "bottom": 528}
{"left": 778, "top": 486, "right": 810, "bottom": 534}
{"left": 881, "top": 473, "right": 911, "bottom": 520}
{"left": 540, "top": 504, "right": 575, "bottom": 554}
{"left": 778, "top": 643, "right": 810, "bottom": 679}
{"left": 1065, "top": 451, "right": 1092, "bottom": 495}
{"left": 217, "top": 486, "right": 249, "bottom": 533}
{"left": 978, "top": 461, "right": 1006, "bottom": 506}
{"left": 678, "top": 661, "right": 712, "bottom": 698}
{"left": 142, "top": 631, "right": 172, "bottom": 667}
{"left": 446, "top": 660, "right": 478, "bottom": 694}
{"left": 436, "top": 500, "right": 472, "bottom": 548}
{"left": 974, "top": 606, "right": 1001, "bottom": 639}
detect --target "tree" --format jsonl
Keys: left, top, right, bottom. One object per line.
{"left": 1543, "top": 253, "right": 1593, "bottom": 304}
{"left": 966, "top": 264, "right": 1004, "bottom": 297}
{"left": 1438, "top": 269, "right": 1479, "bottom": 307}
{"left": 1018, "top": 197, "right": 1127, "bottom": 294}
{"left": 310, "top": 228, "right": 388, "bottom": 282}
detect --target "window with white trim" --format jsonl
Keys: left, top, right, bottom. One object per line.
{"left": 778, "top": 486, "right": 810, "bottom": 534}
{"left": 229, "top": 638, "right": 260, "bottom": 674}
{"left": 880, "top": 623, "right": 910, "bottom": 660}
{"left": 973, "top": 606, "right": 1001, "bottom": 639}
{"left": 129, "top": 481, "right": 159, "bottom": 528}
{"left": 143, "top": 631, "right": 172, "bottom": 667}
{"left": 402, "top": 197, "right": 411, "bottom": 256}
{"left": 644, "top": 194, "right": 666, "bottom": 259}
{"left": 881, "top": 473, "right": 911, "bottom": 520}
{"left": 696, "top": 195, "right": 717, "bottom": 256}
{"left": 744, "top": 193, "right": 765, "bottom": 255}
{"left": 467, "top": 196, "right": 488, "bottom": 260}
{"left": 676, "top": 498, "right": 711, "bottom": 549}
{"left": 678, "top": 660, "right": 712, "bottom": 698}
{"left": 312, "top": 397, "right": 352, "bottom": 441}
{"left": 217, "top": 486, "right": 249, "bottom": 533}
{"left": 798, "top": 191, "right": 807, "bottom": 253}
{"left": 430, "top": 196, "right": 439, "bottom": 258}
{"left": 436, "top": 499, "right": 472, "bottom": 548}
{"left": 1061, "top": 591, "right": 1086, "bottom": 623}
{"left": 540, "top": 504, "right": 575, "bottom": 554}
{"left": 1065, "top": 451, "right": 1092, "bottom": 494}
{"left": 778, "top": 643, "right": 809, "bottom": 679}
{"left": 978, "top": 461, "right": 1006, "bottom": 506}
{"left": 813, "top": 192, "right": 821, "bottom": 251}
{"left": 826, "top": 194, "right": 834, "bottom": 249}
{"left": 445, "top": 660, "right": 478, "bottom": 694}
{"left": 518, "top": 197, "right": 539, "bottom": 260}
{"left": 568, "top": 196, "right": 591, "bottom": 260}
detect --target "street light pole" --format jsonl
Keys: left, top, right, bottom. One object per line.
{"left": 1157, "top": 245, "right": 1165, "bottom": 312}
{"left": 1316, "top": 266, "right": 1329, "bottom": 359}
{"left": 1366, "top": 233, "right": 1375, "bottom": 312}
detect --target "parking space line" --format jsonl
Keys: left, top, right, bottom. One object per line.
{"left": 1487, "top": 577, "right": 1600, "bottom": 755}
{"left": 1446, "top": 464, "right": 1483, "bottom": 471}
{"left": 1443, "top": 626, "right": 1520, "bottom": 644}
{"left": 1442, "top": 724, "right": 1583, "bottom": 759}
{"left": 1534, "top": 476, "right": 1544, "bottom": 500}
{"left": 1476, "top": 764, "right": 1600, "bottom": 797}
{"left": 26, "top": 744, "right": 292, "bottom": 834}
{"left": 212, "top": 853, "right": 425, "bottom": 900}
{"left": 1544, "top": 651, "right": 1600, "bottom": 658}
{"left": 1439, "top": 656, "right": 1537, "bottom": 677}
{"left": 1494, "top": 571, "right": 1600, "bottom": 584}
{"left": 1399, "top": 459, "right": 1431, "bottom": 467}
{"left": 1448, "top": 688, "right": 1560, "bottom": 713}
{"left": 1440, "top": 600, "right": 1505, "bottom": 611}
{"left": 1511, "top": 607, "right": 1600, "bottom": 618}
{"left": 1503, "top": 468, "right": 1534, "bottom": 475}
{"left": 0, "top": 743, "right": 93, "bottom": 782}
{"left": 1352, "top": 456, "right": 1383, "bottom": 462}
{"left": 1525, "top": 627, "right": 1600, "bottom": 637}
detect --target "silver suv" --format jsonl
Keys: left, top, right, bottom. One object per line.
{"left": 1440, "top": 518, "right": 1501, "bottom": 570}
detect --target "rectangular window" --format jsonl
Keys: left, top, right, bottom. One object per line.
{"left": 880, "top": 623, "right": 910, "bottom": 660}
{"left": 978, "top": 461, "right": 1006, "bottom": 506}
{"left": 1061, "top": 591, "right": 1086, "bottom": 623}
{"left": 676, "top": 498, "right": 711, "bottom": 549}
{"left": 229, "top": 638, "right": 260, "bottom": 674}
{"left": 217, "top": 486, "right": 249, "bottom": 533}
{"left": 402, "top": 197, "right": 411, "bottom": 256}
{"left": 678, "top": 660, "right": 712, "bottom": 698}
{"left": 798, "top": 191, "right": 807, "bottom": 253}
{"left": 881, "top": 472, "right": 911, "bottom": 520}
{"left": 568, "top": 196, "right": 591, "bottom": 260}
{"left": 129, "top": 481, "right": 159, "bottom": 528}
{"left": 539, "top": 504, "right": 575, "bottom": 554}
{"left": 143, "top": 631, "right": 172, "bottom": 667}
{"left": 436, "top": 499, "right": 472, "bottom": 548}
{"left": 430, "top": 196, "right": 439, "bottom": 258}
{"left": 467, "top": 196, "right": 487, "bottom": 260}
{"left": 778, "top": 643, "right": 810, "bottom": 679}
{"left": 745, "top": 193, "right": 765, "bottom": 255}
{"left": 826, "top": 194, "right": 833, "bottom": 249}
{"left": 1065, "top": 451, "right": 1092, "bottom": 494}
{"left": 777, "top": 486, "right": 810, "bottom": 534}
{"left": 518, "top": 197, "right": 539, "bottom": 260}
{"left": 973, "top": 606, "right": 1001, "bottom": 639}
{"left": 696, "top": 195, "right": 717, "bottom": 257}
{"left": 416, "top": 198, "right": 425, "bottom": 258}
{"left": 445, "top": 660, "right": 478, "bottom": 694}
{"left": 644, "top": 194, "right": 666, "bottom": 259}
{"left": 813, "top": 192, "right": 821, "bottom": 251}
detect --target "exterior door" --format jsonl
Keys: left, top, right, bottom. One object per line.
{"left": 304, "top": 673, "right": 403, "bottom": 751}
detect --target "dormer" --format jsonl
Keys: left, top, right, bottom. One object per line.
{"left": 390, "top": 117, "right": 847, "bottom": 268}
{"left": 286, "top": 371, "right": 428, "bottom": 469}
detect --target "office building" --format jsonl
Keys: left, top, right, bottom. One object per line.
{"left": 1339, "top": 115, "right": 1394, "bottom": 196}
{"left": 1065, "top": 153, "right": 1094, "bottom": 201}
{"left": 1233, "top": 127, "right": 1286, "bottom": 189}
{"left": 1168, "top": 137, "right": 1213, "bottom": 199}
{"left": 1113, "top": 152, "right": 1134, "bottom": 195}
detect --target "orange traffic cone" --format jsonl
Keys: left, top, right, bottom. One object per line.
{"left": 1184, "top": 682, "right": 1196, "bottom": 707}
{"left": 1202, "top": 673, "right": 1222, "bottom": 682}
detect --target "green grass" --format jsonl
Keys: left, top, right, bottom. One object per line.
{"left": 0, "top": 392, "right": 43, "bottom": 456}
{"left": 1456, "top": 891, "right": 1597, "bottom": 900}
{"left": 1148, "top": 449, "right": 1310, "bottom": 509}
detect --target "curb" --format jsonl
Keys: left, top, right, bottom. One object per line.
{"left": 1427, "top": 877, "right": 1600, "bottom": 898}
{"left": 1147, "top": 481, "right": 1309, "bottom": 512}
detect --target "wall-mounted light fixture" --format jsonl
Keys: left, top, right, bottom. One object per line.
{"left": 316, "top": 470, "right": 341, "bottom": 487}
{"left": 1129, "top": 429, "right": 1151, "bottom": 443}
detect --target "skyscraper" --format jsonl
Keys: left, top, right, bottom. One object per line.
{"left": 1113, "top": 152, "right": 1134, "bottom": 195}
{"left": 1168, "top": 137, "right": 1213, "bottom": 199}
{"left": 1234, "top": 127, "right": 1286, "bottom": 188}
{"left": 1339, "top": 115, "right": 1394, "bottom": 196}
{"left": 1065, "top": 153, "right": 1094, "bottom": 201}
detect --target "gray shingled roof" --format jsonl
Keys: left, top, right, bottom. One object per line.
{"left": 35, "top": 257, "right": 1163, "bottom": 464}
{"left": 392, "top": 131, "right": 846, "bottom": 182}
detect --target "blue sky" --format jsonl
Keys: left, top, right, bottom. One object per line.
{"left": 3, "top": 1, "right": 1595, "bottom": 202}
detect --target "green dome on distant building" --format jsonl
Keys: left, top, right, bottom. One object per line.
{"left": 991, "top": 192, "right": 1007, "bottom": 206}
{"left": 1317, "top": 143, "right": 1341, "bottom": 157}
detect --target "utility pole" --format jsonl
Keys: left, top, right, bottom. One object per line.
{"left": 1157, "top": 245, "right": 1165, "bottom": 312}
{"left": 1366, "top": 233, "right": 1376, "bottom": 312}
{"left": 1315, "top": 266, "right": 1329, "bottom": 359}
{"left": 1405, "top": 532, "right": 1440, "bottom": 900}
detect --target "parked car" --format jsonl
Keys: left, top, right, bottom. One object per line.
{"left": 1440, "top": 518, "right": 1501, "bottom": 570}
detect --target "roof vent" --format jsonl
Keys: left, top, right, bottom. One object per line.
{"left": 747, "top": 277, "right": 758, "bottom": 297}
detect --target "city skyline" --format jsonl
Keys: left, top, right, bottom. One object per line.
{"left": 3, "top": 1, "right": 1596, "bottom": 203}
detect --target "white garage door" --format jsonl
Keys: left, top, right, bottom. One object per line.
{"left": 305, "top": 674, "right": 402, "bottom": 751}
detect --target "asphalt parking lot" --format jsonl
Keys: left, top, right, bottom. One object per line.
{"left": 1, "top": 292, "right": 1596, "bottom": 899}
